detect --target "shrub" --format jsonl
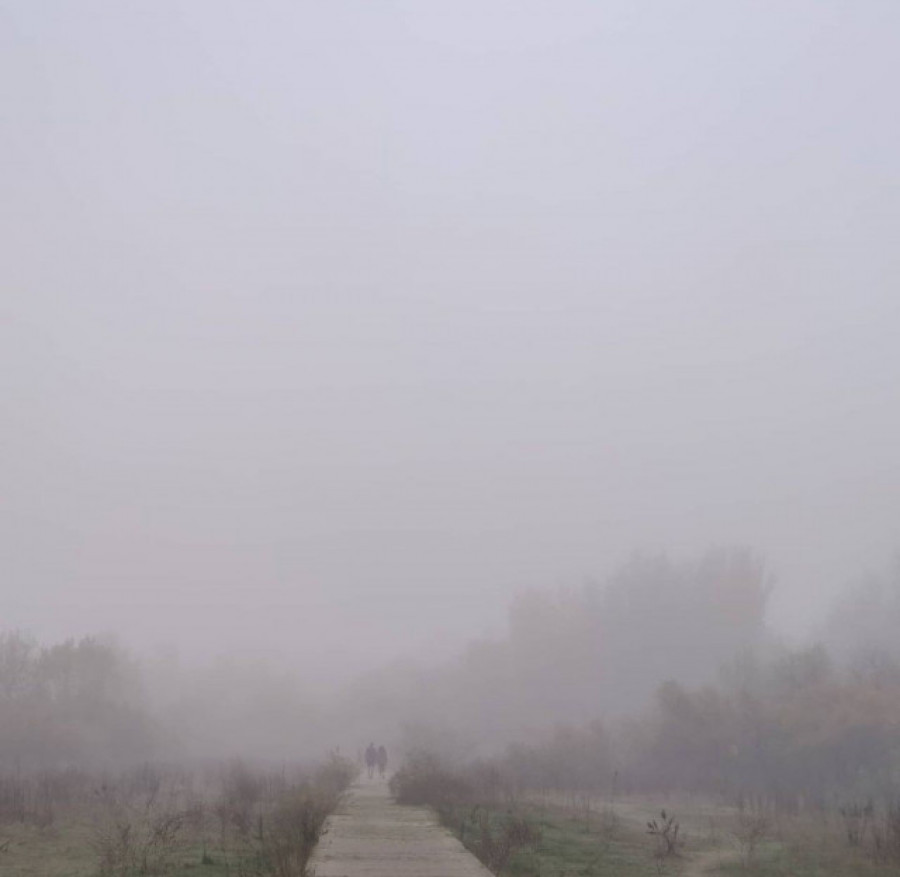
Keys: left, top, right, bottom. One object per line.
{"left": 246, "top": 786, "right": 336, "bottom": 877}
{"left": 462, "top": 806, "right": 541, "bottom": 874}
{"left": 93, "top": 808, "right": 186, "bottom": 877}
{"left": 872, "top": 800, "right": 900, "bottom": 865}
{"left": 647, "top": 809, "right": 681, "bottom": 859}
{"left": 389, "top": 751, "right": 472, "bottom": 808}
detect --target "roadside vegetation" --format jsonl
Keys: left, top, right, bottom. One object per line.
{"left": 0, "top": 753, "right": 356, "bottom": 877}
{"left": 0, "top": 630, "right": 357, "bottom": 875}
{"left": 390, "top": 752, "right": 662, "bottom": 876}
{"left": 391, "top": 748, "right": 900, "bottom": 876}
{"left": 385, "top": 554, "right": 900, "bottom": 875}
{"left": 6, "top": 552, "right": 900, "bottom": 875}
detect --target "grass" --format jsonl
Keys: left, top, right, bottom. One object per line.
{"left": 394, "top": 753, "right": 900, "bottom": 877}
{"left": 0, "top": 806, "right": 266, "bottom": 877}
{"left": 440, "top": 800, "right": 671, "bottom": 877}
{"left": 0, "top": 822, "right": 245, "bottom": 876}
{"left": 0, "top": 821, "right": 98, "bottom": 877}
{"left": 709, "top": 822, "right": 900, "bottom": 877}
{"left": 0, "top": 755, "right": 357, "bottom": 877}
{"left": 519, "top": 807, "right": 656, "bottom": 876}
{"left": 439, "top": 793, "right": 900, "bottom": 877}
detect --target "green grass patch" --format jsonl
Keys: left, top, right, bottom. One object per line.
{"left": 0, "top": 821, "right": 261, "bottom": 877}
{"left": 441, "top": 802, "right": 666, "bottom": 877}
{"left": 0, "top": 755, "right": 357, "bottom": 877}
{"left": 713, "top": 842, "right": 900, "bottom": 877}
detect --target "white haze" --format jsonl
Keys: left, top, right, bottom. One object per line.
{"left": 3, "top": 2, "right": 900, "bottom": 686}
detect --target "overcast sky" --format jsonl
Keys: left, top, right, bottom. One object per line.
{"left": 3, "top": 1, "right": 899, "bottom": 680}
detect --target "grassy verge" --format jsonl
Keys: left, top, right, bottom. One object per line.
{"left": 390, "top": 752, "right": 667, "bottom": 876}
{"left": 391, "top": 754, "right": 900, "bottom": 877}
{"left": 0, "top": 754, "right": 357, "bottom": 877}
{"left": 445, "top": 800, "right": 666, "bottom": 877}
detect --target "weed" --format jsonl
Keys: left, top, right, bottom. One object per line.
{"left": 646, "top": 810, "right": 681, "bottom": 859}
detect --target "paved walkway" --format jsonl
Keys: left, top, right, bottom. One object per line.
{"left": 309, "top": 777, "right": 492, "bottom": 877}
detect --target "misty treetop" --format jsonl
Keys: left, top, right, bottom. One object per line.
{"left": 3, "top": 548, "right": 900, "bottom": 799}
{"left": 389, "top": 547, "right": 774, "bottom": 749}
{"left": 0, "top": 633, "right": 157, "bottom": 768}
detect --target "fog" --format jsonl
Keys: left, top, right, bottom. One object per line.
{"left": 3, "top": 0, "right": 900, "bottom": 764}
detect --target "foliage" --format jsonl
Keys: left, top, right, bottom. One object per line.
{"left": 391, "top": 548, "right": 773, "bottom": 751}
{"left": 0, "top": 632, "right": 158, "bottom": 768}
{"left": 389, "top": 750, "right": 473, "bottom": 808}
{"left": 627, "top": 647, "right": 900, "bottom": 804}
{"left": 0, "top": 756, "right": 351, "bottom": 877}
{"left": 240, "top": 785, "right": 340, "bottom": 877}
{"left": 459, "top": 805, "right": 541, "bottom": 874}
{"left": 391, "top": 752, "right": 542, "bottom": 874}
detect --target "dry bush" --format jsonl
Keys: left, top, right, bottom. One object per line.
{"left": 314, "top": 751, "right": 359, "bottom": 797}
{"left": 392, "top": 752, "right": 540, "bottom": 876}
{"left": 89, "top": 767, "right": 199, "bottom": 877}
{"left": 0, "top": 769, "right": 94, "bottom": 826}
{"left": 236, "top": 756, "right": 355, "bottom": 877}
{"left": 839, "top": 800, "right": 873, "bottom": 847}
{"left": 465, "top": 760, "right": 516, "bottom": 807}
{"left": 389, "top": 750, "right": 472, "bottom": 808}
{"left": 215, "top": 760, "right": 265, "bottom": 838}
{"left": 0, "top": 756, "right": 347, "bottom": 877}
{"left": 240, "top": 786, "right": 336, "bottom": 877}
{"left": 872, "top": 800, "right": 900, "bottom": 865}
{"left": 92, "top": 808, "right": 186, "bottom": 877}
{"left": 462, "top": 806, "right": 541, "bottom": 875}
{"left": 0, "top": 773, "right": 28, "bottom": 824}
{"left": 647, "top": 809, "right": 682, "bottom": 859}
{"left": 731, "top": 807, "right": 768, "bottom": 869}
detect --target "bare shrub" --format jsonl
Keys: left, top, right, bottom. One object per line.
{"left": 0, "top": 769, "right": 94, "bottom": 826}
{"left": 215, "top": 760, "right": 265, "bottom": 838}
{"left": 244, "top": 786, "right": 335, "bottom": 877}
{"left": 91, "top": 764, "right": 223, "bottom": 876}
{"left": 236, "top": 758, "right": 354, "bottom": 877}
{"left": 731, "top": 806, "right": 768, "bottom": 869}
{"left": 314, "top": 751, "right": 359, "bottom": 798}
{"left": 839, "top": 800, "right": 873, "bottom": 847}
{"left": 389, "top": 751, "right": 472, "bottom": 808}
{"left": 391, "top": 751, "right": 539, "bottom": 875}
{"left": 93, "top": 808, "right": 186, "bottom": 877}
{"left": 0, "top": 774, "right": 27, "bottom": 823}
{"left": 466, "top": 760, "right": 515, "bottom": 807}
{"left": 647, "top": 810, "right": 682, "bottom": 859}
{"left": 0, "top": 757, "right": 346, "bottom": 877}
{"left": 872, "top": 800, "right": 900, "bottom": 865}
{"left": 461, "top": 806, "right": 541, "bottom": 875}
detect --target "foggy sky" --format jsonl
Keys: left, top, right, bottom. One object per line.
{"left": 3, "top": 1, "right": 899, "bottom": 681}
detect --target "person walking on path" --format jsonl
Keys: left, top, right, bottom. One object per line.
{"left": 365, "top": 743, "right": 377, "bottom": 779}
{"left": 376, "top": 744, "right": 388, "bottom": 779}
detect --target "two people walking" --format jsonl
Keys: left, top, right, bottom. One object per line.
{"left": 365, "top": 742, "right": 388, "bottom": 779}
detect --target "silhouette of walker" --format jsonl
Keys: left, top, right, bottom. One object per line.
{"left": 365, "top": 742, "right": 377, "bottom": 779}
{"left": 376, "top": 744, "right": 388, "bottom": 778}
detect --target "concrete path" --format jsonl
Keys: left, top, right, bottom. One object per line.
{"left": 310, "top": 777, "right": 493, "bottom": 877}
